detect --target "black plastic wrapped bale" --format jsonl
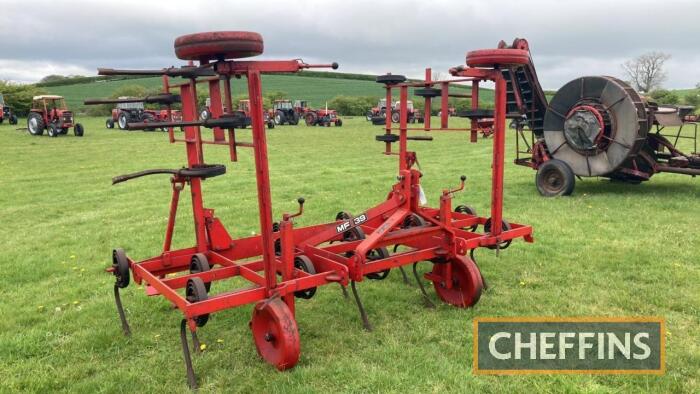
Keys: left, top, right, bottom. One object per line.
{"left": 543, "top": 76, "right": 651, "bottom": 179}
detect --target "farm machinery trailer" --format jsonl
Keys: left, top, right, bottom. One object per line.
{"left": 485, "top": 38, "right": 700, "bottom": 196}
{"left": 93, "top": 31, "right": 533, "bottom": 389}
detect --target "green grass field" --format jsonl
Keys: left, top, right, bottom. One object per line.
{"left": 0, "top": 117, "right": 698, "bottom": 393}
{"left": 45, "top": 74, "right": 481, "bottom": 112}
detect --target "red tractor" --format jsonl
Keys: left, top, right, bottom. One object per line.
{"left": 368, "top": 99, "right": 422, "bottom": 124}
{"left": 27, "top": 95, "right": 83, "bottom": 137}
{"left": 303, "top": 107, "right": 342, "bottom": 127}
{"left": 0, "top": 94, "right": 18, "bottom": 125}
{"left": 239, "top": 99, "right": 275, "bottom": 128}
{"left": 106, "top": 97, "right": 182, "bottom": 130}
{"left": 269, "top": 99, "right": 299, "bottom": 125}
{"left": 201, "top": 98, "right": 274, "bottom": 128}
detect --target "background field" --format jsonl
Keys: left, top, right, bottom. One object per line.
{"left": 0, "top": 117, "right": 698, "bottom": 393}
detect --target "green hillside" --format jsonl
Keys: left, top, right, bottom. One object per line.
{"left": 45, "top": 73, "right": 483, "bottom": 112}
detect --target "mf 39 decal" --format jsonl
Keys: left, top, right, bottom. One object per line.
{"left": 336, "top": 213, "right": 367, "bottom": 233}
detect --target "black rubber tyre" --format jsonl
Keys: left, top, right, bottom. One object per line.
{"left": 365, "top": 247, "right": 391, "bottom": 280}
{"left": 535, "top": 159, "right": 575, "bottom": 197}
{"left": 189, "top": 253, "right": 212, "bottom": 292}
{"left": 484, "top": 219, "right": 512, "bottom": 250}
{"left": 112, "top": 248, "right": 130, "bottom": 288}
{"left": 371, "top": 116, "right": 385, "bottom": 125}
{"left": 391, "top": 112, "right": 400, "bottom": 123}
{"left": 74, "top": 123, "right": 84, "bottom": 137}
{"left": 293, "top": 255, "right": 317, "bottom": 299}
{"left": 47, "top": 123, "right": 59, "bottom": 137}
{"left": 27, "top": 112, "right": 44, "bottom": 136}
{"left": 291, "top": 112, "right": 300, "bottom": 125}
{"left": 117, "top": 112, "right": 128, "bottom": 130}
{"left": 414, "top": 88, "right": 441, "bottom": 98}
{"left": 267, "top": 120, "right": 275, "bottom": 129}
{"left": 454, "top": 205, "right": 478, "bottom": 231}
{"left": 275, "top": 111, "right": 285, "bottom": 125}
{"left": 9, "top": 115, "right": 17, "bottom": 125}
{"left": 199, "top": 107, "right": 210, "bottom": 121}
{"left": 335, "top": 119, "right": 342, "bottom": 127}
{"left": 365, "top": 111, "right": 373, "bottom": 121}
{"left": 186, "top": 278, "right": 209, "bottom": 327}
{"left": 0, "top": 117, "right": 3, "bottom": 123}
{"left": 376, "top": 74, "right": 406, "bottom": 85}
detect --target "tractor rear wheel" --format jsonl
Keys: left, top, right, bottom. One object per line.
{"left": 74, "top": 123, "right": 84, "bottom": 137}
{"left": 275, "top": 111, "right": 285, "bottom": 125}
{"left": 47, "top": 123, "right": 59, "bottom": 137}
{"left": 431, "top": 255, "right": 483, "bottom": 307}
{"left": 535, "top": 159, "right": 575, "bottom": 197}
{"left": 291, "top": 112, "right": 300, "bottom": 125}
{"left": 118, "top": 113, "right": 128, "bottom": 130}
{"left": 304, "top": 112, "right": 317, "bottom": 126}
{"left": 27, "top": 113, "right": 44, "bottom": 136}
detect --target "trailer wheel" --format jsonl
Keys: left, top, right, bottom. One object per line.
{"left": 484, "top": 218, "right": 512, "bottom": 250}
{"left": 366, "top": 247, "right": 391, "bottom": 280}
{"left": 112, "top": 248, "right": 130, "bottom": 288}
{"left": 431, "top": 255, "right": 483, "bottom": 307}
{"left": 27, "top": 113, "right": 44, "bottom": 135}
{"left": 74, "top": 123, "right": 84, "bottom": 137}
{"left": 535, "top": 159, "right": 575, "bottom": 197}
{"left": 189, "top": 253, "right": 212, "bottom": 292}
{"left": 251, "top": 298, "right": 300, "bottom": 370}
{"left": 454, "top": 205, "right": 478, "bottom": 231}
{"left": 118, "top": 113, "right": 128, "bottom": 130}
{"left": 293, "top": 255, "right": 317, "bottom": 299}
{"left": 48, "top": 123, "right": 59, "bottom": 137}
{"left": 186, "top": 278, "right": 209, "bottom": 327}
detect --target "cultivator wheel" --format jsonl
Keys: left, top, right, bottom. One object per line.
{"left": 250, "top": 298, "right": 300, "bottom": 370}
{"left": 430, "top": 255, "right": 483, "bottom": 307}
{"left": 454, "top": 205, "right": 478, "bottom": 231}
{"left": 186, "top": 278, "right": 209, "bottom": 327}
{"left": 293, "top": 255, "right": 317, "bottom": 299}
{"left": 189, "top": 253, "right": 212, "bottom": 292}
{"left": 174, "top": 31, "right": 264, "bottom": 61}
{"left": 484, "top": 218, "right": 512, "bottom": 250}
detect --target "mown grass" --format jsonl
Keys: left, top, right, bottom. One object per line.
{"left": 0, "top": 117, "right": 698, "bottom": 393}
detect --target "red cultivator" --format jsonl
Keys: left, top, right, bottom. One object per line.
{"left": 97, "top": 31, "right": 533, "bottom": 389}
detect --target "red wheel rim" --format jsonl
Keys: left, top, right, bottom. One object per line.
{"left": 430, "top": 255, "right": 483, "bottom": 307}
{"left": 250, "top": 299, "right": 300, "bottom": 370}
{"left": 174, "top": 31, "right": 264, "bottom": 61}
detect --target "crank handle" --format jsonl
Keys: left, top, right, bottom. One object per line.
{"left": 300, "top": 61, "right": 339, "bottom": 70}
{"left": 446, "top": 175, "right": 467, "bottom": 195}
{"left": 283, "top": 197, "right": 305, "bottom": 221}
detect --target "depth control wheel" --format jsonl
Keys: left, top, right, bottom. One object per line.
{"left": 484, "top": 218, "right": 512, "bottom": 250}
{"left": 112, "top": 248, "right": 130, "bottom": 288}
{"left": 293, "top": 255, "right": 317, "bottom": 299}
{"left": 430, "top": 255, "right": 483, "bottom": 307}
{"left": 189, "top": 253, "right": 212, "bottom": 292}
{"left": 186, "top": 278, "right": 209, "bottom": 327}
{"left": 250, "top": 298, "right": 300, "bottom": 370}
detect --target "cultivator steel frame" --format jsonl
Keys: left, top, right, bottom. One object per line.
{"left": 96, "top": 31, "right": 533, "bottom": 389}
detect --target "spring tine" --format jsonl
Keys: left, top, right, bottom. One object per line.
{"left": 340, "top": 284, "right": 349, "bottom": 299}
{"left": 412, "top": 262, "right": 436, "bottom": 308}
{"left": 398, "top": 266, "right": 411, "bottom": 285}
{"left": 113, "top": 284, "right": 131, "bottom": 336}
{"left": 180, "top": 320, "right": 198, "bottom": 390}
{"left": 350, "top": 281, "right": 372, "bottom": 331}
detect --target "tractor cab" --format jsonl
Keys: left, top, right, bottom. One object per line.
{"left": 239, "top": 99, "right": 250, "bottom": 114}
{"left": 293, "top": 100, "right": 308, "bottom": 112}
{"left": 393, "top": 100, "right": 414, "bottom": 111}
{"left": 273, "top": 100, "right": 293, "bottom": 111}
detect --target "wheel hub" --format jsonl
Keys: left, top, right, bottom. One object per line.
{"left": 563, "top": 105, "right": 604, "bottom": 152}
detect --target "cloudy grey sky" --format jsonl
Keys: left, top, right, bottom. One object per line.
{"left": 1, "top": 0, "right": 698, "bottom": 89}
